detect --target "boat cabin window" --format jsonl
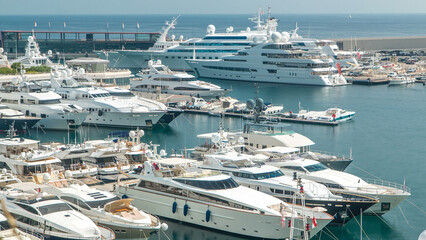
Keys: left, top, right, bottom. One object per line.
{"left": 262, "top": 44, "right": 292, "bottom": 50}
{"left": 174, "top": 178, "right": 239, "bottom": 190}
{"left": 86, "top": 196, "right": 120, "bottom": 209}
{"left": 304, "top": 163, "right": 328, "bottom": 173}
{"left": 318, "top": 182, "right": 344, "bottom": 189}
{"left": 37, "top": 202, "right": 72, "bottom": 215}
{"left": 38, "top": 99, "right": 61, "bottom": 104}
{"left": 281, "top": 166, "right": 306, "bottom": 172}
{"left": 15, "top": 203, "right": 40, "bottom": 215}
{"left": 233, "top": 170, "right": 284, "bottom": 180}
{"left": 61, "top": 196, "right": 91, "bottom": 210}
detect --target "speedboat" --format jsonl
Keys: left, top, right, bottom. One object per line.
{"left": 131, "top": 60, "right": 230, "bottom": 99}
{"left": 293, "top": 107, "right": 355, "bottom": 122}
{"left": 271, "top": 158, "right": 411, "bottom": 215}
{"left": 389, "top": 75, "right": 415, "bottom": 85}
{"left": 116, "top": 157, "right": 334, "bottom": 239}
{"left": 45, "top": 177, "right": 164, "bottom": 239}
{"left": 0, "top": 182, "right": 104, "bottom": 240}
{"left": 0, "top": 212, "right": 44, "bottom": 240}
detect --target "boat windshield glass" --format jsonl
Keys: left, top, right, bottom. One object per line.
{"left": 109, "top": 91, "right": 134, "bottom": 97}
{"left": 174, "top": 178, "right": 239, "bottom": 190}
{"left": 253, "top": 170, "right": 284, "bottom": 180}
{"left": 38, "top": 99, "right": 61, "bottom": 104}
{"left": 86, "top": 196, "right": 120, "bottom": 208}
{"left": 37, "top": 203, "right": 72, "bottom": 215}
{"left": 304, "top": 163, "right": 328, "bottom": 172}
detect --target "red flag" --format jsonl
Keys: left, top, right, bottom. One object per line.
{"left": 313, "top": 216, "right": 318, "bottom": 228}
{"left": 281, "top": 215, "right": 286, "bottom": 228}
{"left": 357, "top": 52, "right": 361, "bottom": 59}
{"left": 336, "top": 62, "right": 342, "bottom": 76}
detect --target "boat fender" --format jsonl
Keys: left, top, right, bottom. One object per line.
{"left": 172, "top": 201, "right": 177, "bottom": 214}
{"left": 122, "top": 194, "right": 128, "bottom": 199}
{"left": 183, "top": 204, "right": 189, "bottom": 216}
{"left": 205, "top": 209, "right": 211, "bottom": 222}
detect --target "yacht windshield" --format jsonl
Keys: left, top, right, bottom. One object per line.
{"left": 37, "top": 203, "right": 72, "bottom": 215}
{"left": 86, "top": 196, "right": 120, "bottom": 208}
{"left": 304, "top": 163, "right": 328, "bottom": 173}
{"left": 233, "top": 170, "right": 284, "bottom": 180}
{"left": 175, "top": 178, "right": 239, "bottom": 190}
{"left": 39, "top": 99, "right": 61, "bottom": 104}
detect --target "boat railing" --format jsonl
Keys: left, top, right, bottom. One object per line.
{"left": 364, "top": 178, "right": 411, "bottom": 193}
{"left": 19, "top": 228, "right": 45, "bottom": 240}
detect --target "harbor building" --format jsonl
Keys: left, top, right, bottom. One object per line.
{"left": 1, "top": 30, "right": 160, "bottom": 55}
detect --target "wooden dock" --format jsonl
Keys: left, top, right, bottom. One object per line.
{"left": 183, "top": 109, "right": 340, "bottom": 126}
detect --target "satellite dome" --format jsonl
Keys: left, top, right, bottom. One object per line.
{"left": 64, "top": 170, "right": 73, "bottom": 179}
{"left": 47, "top": 50, "right": 52, "bottom": 55}
{"left": 256, "top": 98, "right": 264, "bottom": 108}
{"left": 28, "top": 36, "right": 34, "bottom": 42}
{"left": 1, "top": 168, "right": 7, "bottom": 174}
{"left": 246, "top": 99, "right": 255, "bottom": 109}
{"left": 238, "top": 137, "right": 245, "bottom": 144}
{"left": 271, "top": 32, "right": 282, "bottom": 43}
{"left": 281, "top": 32, "right": 290, "bottom": 40}
{"left": 43, "top": 173, "right": 51, "bottom": 183}
{"left": 246, "top": 27, "right": 251, "bottom": 32}
{"left": 54, "top": 71, "right": 60, "bottom": 78}
{"left": 157, "top": 59, "right": 162, "bottom": 65}
{"left": 78, "top": 68, "right": 85, "bottom": 74}
{"left": 138, "top": 130, "right": 145, "bottom": 137}
{"left": 226, "top": 26, "right": 234, "bottom": 33}
{"left": 179, "top": 35, "right": 184, "bottom": 41}
{"left": 160, "top": 149, "right": 167, "bottom": 156}
{"left": 129, "top": 130, "right": 136, "bottom": 138}
{"left": 206, "top": 24, "right": 216, "bottom": 34}
{"left": 171, "top": 35, "right": 176, "bottom": 40}
{"left": 282, "top": 36, "right": 289, "bottom": 43}
{"left": 65, "top": 69, "right": 73, "bottom": 77}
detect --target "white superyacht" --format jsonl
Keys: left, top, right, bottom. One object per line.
{"left": 186, "top": 33, "right": 347, "bottom": 86}
{"left": 49, "top": 68, "right": 166, "bottom": 128}
{"left": 131, "top": 60, "right": 229, "bottom": 98}
{"left": 117, "top": 157, "right": 333, "bottom": 239}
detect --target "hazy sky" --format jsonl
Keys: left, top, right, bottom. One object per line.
{"left": 1, "top": 0, "right": 425, "bottom": 15}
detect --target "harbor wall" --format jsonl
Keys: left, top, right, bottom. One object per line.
{"left": 334, "top": 36, "right": 426, "bottom": 51}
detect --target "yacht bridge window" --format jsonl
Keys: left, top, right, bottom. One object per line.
{"left": 304, "top": 163, "right": 328, "bottom": 173}
{"left": 37, "top": 203, "right": 73, "bottom": 215}
{"left": 38, "top": 99, "right": 61, "bottom": 104}
{"left": 262, "top": 44, "right": 293, "bottom": 50}
{"left": 233, "top": 170, "right": 284, "bottom": 180}
{"left": 174, "top": 178, "right": 239, "bottom": 190}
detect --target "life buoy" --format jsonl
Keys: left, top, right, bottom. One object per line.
{"left": 183, "top": 204, "right": 189, "bottom": 216}
{"left": 205, "top": 209, "right": 211, "bottom": 222}
{"left": 172, "top": 201, "right": 177, "bottom": 214}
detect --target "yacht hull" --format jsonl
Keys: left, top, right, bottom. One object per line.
{"left": 83, "top": 111, "right": 164, "bottom": 128}
{"left": 0, "top": 118, "right": 40, "bottom": 131}
{"left": 157, "top": 109, "right": 183, "bottom": 125}
{"left": 98, "top": 222, "right": 159, "bottom": 239}
{"left": 34, "top": 112, "right": 88, "bottom": 130}
{"left": 319, "top": 158, "right": 353, "bottom": 172}
{"left": 117, "top": 187, "right": 329, "bottom": 239}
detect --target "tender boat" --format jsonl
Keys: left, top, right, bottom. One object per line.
{"left": 271, "top": 159, "right": 411, "bottom": 215}
{"left": 388, "top": 75, "right": 415, "bottom": 85}
{"left": 131, "top": 60, "right": 230, "bottom": 99}
{"left": 292, "top": 107, "right": 355, "bottom": 122}
{"left": 0, "top": 105, "right": 41, "bottom": 131}
{"left": 45, "top": 177, "right": 164, "bottom": 239}
{"left": 116, "top": 157, "right": 334, "bottom": 239}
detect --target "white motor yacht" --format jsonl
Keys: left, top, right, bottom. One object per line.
{"left": 292, "top": 107, "right": 355, "bottom": 122}
{"left": 117, "top": 157, "right": 333, "bottom": 239}
{"left": 186, "top": 35, "right": 347, "bottom": 86}
{"left": 388, "top": 75, "right": 415, "bottom": 85}
{"left": 0, "top": 182, "right": 104, "bottom": 240}
{"left": 0, "top": 212, "right": 44, "bottom": 240}
{"left": 0, "top": 78, "right": 88, "bottom": 130}
{"left": 49, "top": 68, "right": 166, "bottom": 128}
{"left": 131, "top": 60, "right": 229, "bottom": 99}
{"left": 45, "top": 177, "right": 164, "bottom": 239}
{"left": 270, "top": 159, "right": 411, "bottom": 215}
{"left": 0, "top": 104, "right": 41, "bottom": 131}
{"left": 9, "top": 36, "right": 55, "bottom": 68}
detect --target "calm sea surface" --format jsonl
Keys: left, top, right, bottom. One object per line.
{"left": 1, "top": 14, "right": 425, "bottom": 240}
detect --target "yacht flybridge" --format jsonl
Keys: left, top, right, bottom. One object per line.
{"left": 273, "top": 159, "right": 411, "bottom": 215}
{"left": 49, "top": 68, "right": 166, "bottom": 128}
{"left": 186, "top": 35, "right": 347, "bottom": 86}
{"left": 0, "top": 76, "right": 88, "bottom": 130}
{"left": 131, "top": 60, "right": 230, "bottom": 98}
{"left": 117, "top": 157, "right": 333, "bottom": 239}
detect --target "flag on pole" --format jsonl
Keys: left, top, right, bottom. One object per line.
{"left": 34, "top": 21, "right": 37, "bottom": 27}
{"left": 136, "top": 22, "right": 140, "bottom": 29}
{"left": 403, "top": 178, "right": 406, "bottom": 192}
{"left": 63, "top": 21, "right": 66, "bottom": 28}
{"left": 313, "top": 216, "right": 318, "bottom": 228}
{"left": 336, "top": 62, "right": 342, "bottom": 76}
{"left": 357, "top": 51, "right": 361, "bottom": 60}
{"left": 261, "top": 10, "right": 264, "bottom": 14}
{"left": 48, "top": 22, "right": 51, "bottom": 28}
{"left": 122, "top": 22, "right": 125, "bottom": 29}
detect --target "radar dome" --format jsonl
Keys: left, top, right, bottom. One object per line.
{"left": 171, "top": 35, "right": 176, "bottom": 41}
{"left": 282, "top": 36, "right": 289, "bottom": 43}
{"left": 160, "top": 149, "right": 167, "bottom": 156}
{"left": 54, "top": 71, "right": 61, "bottom": 78}
{"left": 246, "top": 27, "right": 251, "bottom": 32}
{"left": 47, "top": 50, "right": 52, "bottom": 55}
{"left": 138, "top": 130, "right": 145, "bottom": 137}
{"left": 271, "top": 32, "right": 282, "bottom": 43}
{"left": 256, "top": 98, "right": 264, "bottom": 109}
{"left": 0, "top": 48, "right": 3, "bottom": 54}
{"left": 179, "top": 35, "right": 184, "bottom": 41}
{"left": 156, "top": 59, "right": 162, "bottom": 65}
{"left": 246, "top": 99, "right": 255, "bottom": 109}
{"left": 28, "top": 36, "right": 34, "bottom": 42}
{"left": 129, "top": 131, "right": 136, "bottom": 138}
{"left": 206, "top": 25, "right": 216, "bottom": 34}
{"left": 65, "top": 69, "right": 73, "bottom": 77}
{"left": 226, "top": 26, "right": 234, "bottom": 33}
{"left": 1, "top": 168, "right": 7, "bottom": 174}
{"left": 281, "top": 32, "right": 290, "bottom": 39}
{"left": 42, "top": 173, "right": 51, "bottom": 183}
{"left": 78, "top": 68, "right": 85, "bottom": 75}
{"left": 64, "top": 170, "right": 73, "bottom": 179}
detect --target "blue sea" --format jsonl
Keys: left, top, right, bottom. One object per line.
{"left": 1, "top": 14, "right": 426, "bottom": 240}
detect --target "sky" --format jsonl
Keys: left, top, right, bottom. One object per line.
{"left": 1, "top": 0, "right": 425, "bottom": 15}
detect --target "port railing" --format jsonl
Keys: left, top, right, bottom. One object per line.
{"left": 19, "top": 228, "right": 45, "bottom": 240}
{"left": 364, "top": 178, "right": 411, "bottom": 193}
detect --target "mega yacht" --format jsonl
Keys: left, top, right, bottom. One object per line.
{"left": 186, "top": 34, "right": 347, "bottom": 86}
{"left": 0, "top": 77, "right": 88, "bottom": 130}
{"left": 49, "top": 68, "right": 166, "bottom": 128}
{"left": 9, "top": 36, "right": 54, "bottom": 68}
{"left": 271, "top": 159, "right": 411, "bottom": 215}
{"left": 0, "top": 105, "right": 41, "bottom": 131}
{"left": 117, "top": 157, "right": 333, "bottom": 239}
{"left": 193, "top": 123, "right": 353, "bottom": 171}
{"left": 197, "top": 132, "right": 377, "bottom": 225}
{"left": 102, "top": 9, "right": 279, "bottom": 71}
{"left": 131, "top": 60, "right": 230, "bottom": 99}
{"left": 0, "top": 182, "right": 104, "bottom": 240}
{"left": 45, "top": 177, "right": 164, "bottom": 239}
{"left": 0, "top": 212, "right": 43, "bottom": 240}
